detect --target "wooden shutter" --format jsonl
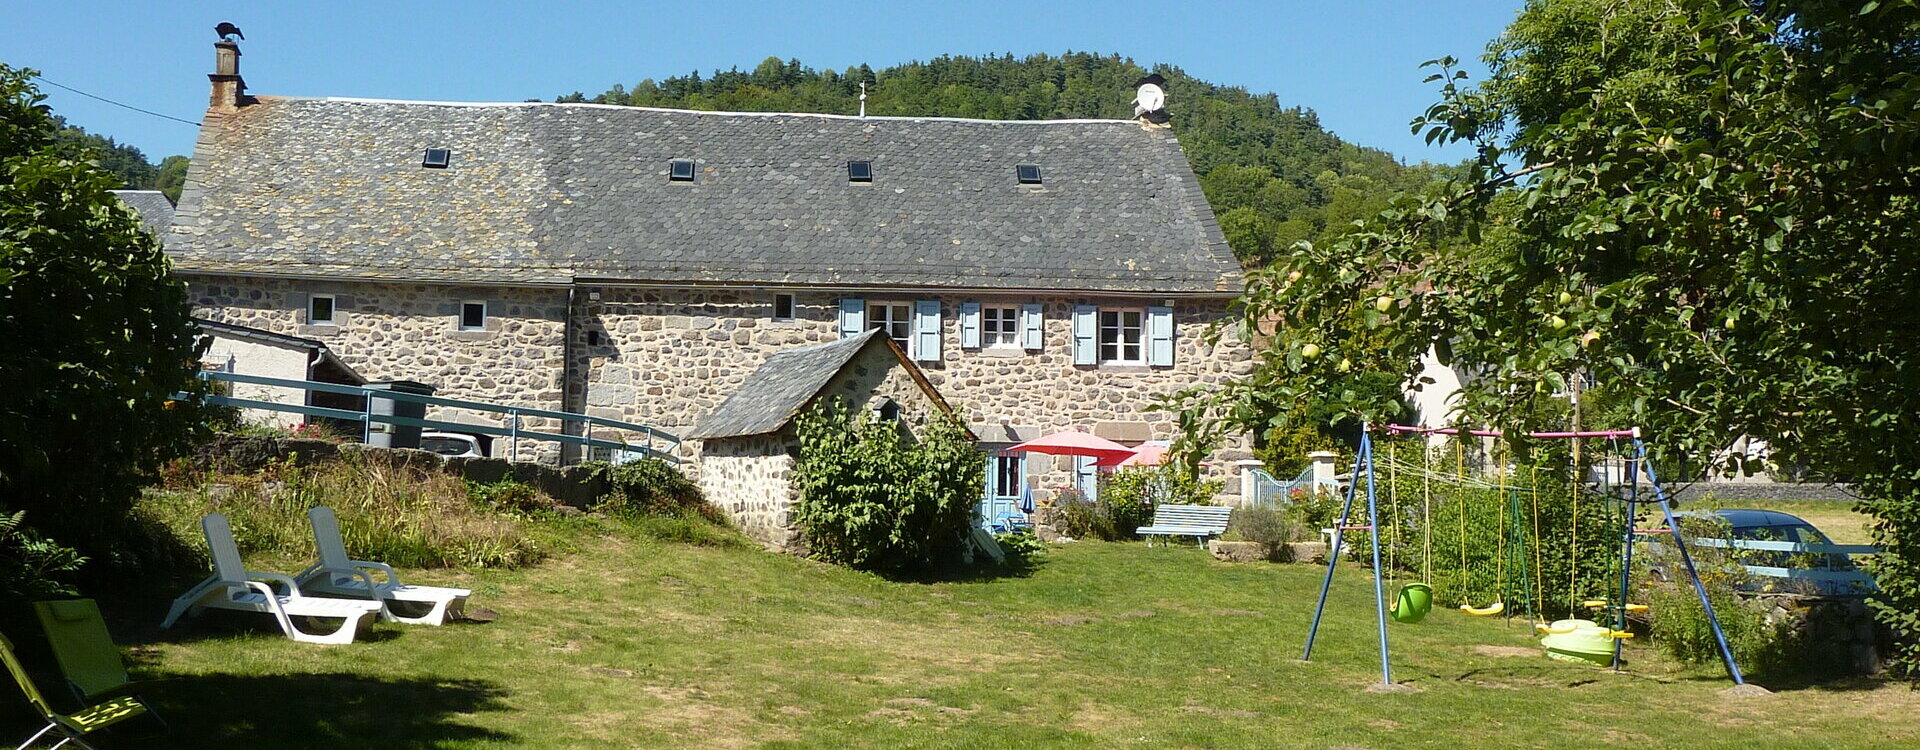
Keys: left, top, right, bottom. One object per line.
{"left": 913, "top": 300, "right": 941, "bottom": 362}
{"left": 837, "top": 298, "right": 865, "bottom": 339}
{"left": 960, "top": 302, "right": 982, "bottom": 348}
{"left": 1147, "top": 305, "right": 1175, "bottom": 367}
{"left": 1072, "top": 305, "right": 1097, "bottom": 365}
{"left": 1021, "top": 303, "right": 1043, "bottom": 350}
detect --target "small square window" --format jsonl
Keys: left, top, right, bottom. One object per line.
{"left": 1016, "top": 164, "right": 1042, "bottom": 184}
{"left": 422, "top": 148, "right": 451, "bottom": 169}
{"left": 848, "top": 160, "right": 873, "bottom": 183}
{"left": 308, "top": 294, "right": 336, "bottom": 326}
{"left": 772, "top": 293, "right": 796, "bottom": 321}
{"left": 670, "top": 160, "right": 696, "bottom": 182}
{"left": 460, "top": 301, "right": 487, "bottom": 331}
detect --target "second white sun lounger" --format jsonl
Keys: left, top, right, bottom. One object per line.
{"left": 294, "top": 506, "right": 471, "bottom": 626}
{"left": 162, "top": 513, "right": 383, "bottom": 645}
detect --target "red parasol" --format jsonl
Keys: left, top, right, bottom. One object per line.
{"left": 1098, "top": 443, "right": 1169, "bottom": 468}
{"left": 1005, "top": 431, "right": 1135, "bottom": 462}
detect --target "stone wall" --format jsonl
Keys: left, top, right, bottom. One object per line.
{"left": 182, "top": 276, "right": 1256, "bottom": 489}
{"left": 696, "top": 434, "right": 800, "bottom": 551}
{"left": 184, "top": 274, "right": 573, "bottom": 461}
{"left": 191, "top": 433, "right": 610, "bottom": 508}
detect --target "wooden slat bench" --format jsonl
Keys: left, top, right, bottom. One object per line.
{"left": 1137, "top": 504, "right": 1233, "bottom": 547}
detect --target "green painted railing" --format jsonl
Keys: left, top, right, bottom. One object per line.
{"left": 188, "top": 370, "right": 680, "bottom": 464}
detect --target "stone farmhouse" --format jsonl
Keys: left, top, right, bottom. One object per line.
{"left": 164, "top": 40, "right": 1255, "bottom": 505}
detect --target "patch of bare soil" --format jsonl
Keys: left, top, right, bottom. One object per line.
{"left": 1181, "top": 704, "right": 1259, "bottom": 718}
{"left": 1473, "top": 645, "right": 1539, "bottom": 658}
{"left": 1116, "top": 610, "right": 1157, "bottom": 619}
{"left": 1208, "top": 609, "right": 1267, "bottom": 617}
{"left": 1043, "top": 614, "right": 1100, "bottom": 626}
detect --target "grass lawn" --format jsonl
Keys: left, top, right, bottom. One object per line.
{"left": 82, "top": 525, "right": 1919, "bottom": 749}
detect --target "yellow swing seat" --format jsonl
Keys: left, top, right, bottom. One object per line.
{"left": 1582, "top": 599, "right": 1648, "bottom": 613}
{"left": 1460, "top": 601, "right": 1505, "bottom": 617}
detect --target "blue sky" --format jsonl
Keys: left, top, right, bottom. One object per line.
{"left": 4, "top": 1, "right": 1523, "bottom": 164}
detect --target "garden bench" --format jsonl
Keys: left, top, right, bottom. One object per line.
{"left": 1137, "top": 504, "right": 1233, "bottom": 547}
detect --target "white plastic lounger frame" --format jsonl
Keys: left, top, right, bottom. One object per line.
{"left": 295, "top": 507, "right": 471, "bottom": 626}
{"left": 162, "top": 513, "right": 382, "bottom": 645}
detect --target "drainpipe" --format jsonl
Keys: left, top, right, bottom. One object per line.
{"left": 561, "top": 285, "right": 580, "bottom": 465}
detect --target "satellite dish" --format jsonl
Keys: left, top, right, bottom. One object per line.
{"left": 1134, "top": 83, "right": 1166, "bottom": 113}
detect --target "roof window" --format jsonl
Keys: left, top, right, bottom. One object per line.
{"left": 422, "top": 148, "right": 451, "bottom": 169}
{"left": 847, "top": 160, "right": 873, "bottom": 183}
{"left": 669, "top": 160, "right": 696, "bottom": 182}
{"left": 1016, "top": 164, "right": 1042, "bottom": 184}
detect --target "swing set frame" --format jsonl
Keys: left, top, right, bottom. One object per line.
{"left": 1299, "top": 424, "right": 1748, "bottom": 689}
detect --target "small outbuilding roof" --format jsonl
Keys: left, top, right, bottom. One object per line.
{"left": 109, "top": 190, "right": 175, "bottom": 237}
{"left": 688, "top": 329, "right": 950, "bottom": 440}
{"left": 194, "top": 318, "right": 366, "bottom": 384}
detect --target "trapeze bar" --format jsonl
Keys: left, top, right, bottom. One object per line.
{"left": 1382, "top": 424, "right": 1640, "bottom": 439}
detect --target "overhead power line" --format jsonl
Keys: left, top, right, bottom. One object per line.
{"left": 33, "top": 75, "right": 201, "bottom": 127}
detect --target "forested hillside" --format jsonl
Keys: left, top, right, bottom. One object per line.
{"left": 53, "top": 115, "right": 187, "bottom": 202}
{"left": 560, "top": 52, "right": 1457, "bottom": 266}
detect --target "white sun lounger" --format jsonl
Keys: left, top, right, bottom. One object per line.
{"left": 162, "top": 513, "right": 383, "bottom": 645}
{"left": 294, "top": 507, "right": 471, "bottom": 626}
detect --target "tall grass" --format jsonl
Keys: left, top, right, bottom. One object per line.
{"left": 142, "top": 453, "right": 544, "bottom": 569}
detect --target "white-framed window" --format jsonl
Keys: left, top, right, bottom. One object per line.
{"left": 308, "top": 293, "right": 337, "bottom": 326}
{"left": 982, "top": 306, "right": 1019, "bottom": 348}
{"left": 868, "top": 301, "right": 913, "bottom": 354}
{"left": 459, "top": 300, "right": 487, "bottom": 331}
{"left": 1098, "top": 308, "right": 1144, "bottom": 364}
{"left": 772, "top": 293, "right": 796, "bottom": 321}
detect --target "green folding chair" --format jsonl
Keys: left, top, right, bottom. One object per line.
{"left": 31, "top": 600, "right": 135, "bottom": 705}
{"left": 0, "top": 632, "right": 147, "bottom": 749}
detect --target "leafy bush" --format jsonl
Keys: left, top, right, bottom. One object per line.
{"left": 1, "top": 65, "right": 207, "bottom": 599}
{"left": 467, "top": 480, "right": 553, "bottom": 516}
{"left": 588, "top": 458, "right": 720, "bottom": 523}
{"left": 792, "top": 399, "right": 983, "bottom": 572}
{"left": 1098, "top": 469, "right": 1158, "bottom": 535}
{"left": 1224, "top": 505, "right": 1294, "bottom": 549}
{"left": 1054, "top": 496, "right": 1119, "bottom": 541}
{"left": 0, "top": 510, "right": 84, "bottom": 600}
{"left": 994, "top": 529, "right": 1047, "bottom": 566}
{"left": 142, "top": 453, "right": 544, "bottom": 569}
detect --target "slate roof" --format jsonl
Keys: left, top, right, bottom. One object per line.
{"left": 689, "top": 330, "right": 934, "bottom": 440}
{"left": 167, "top": 98, "right": 1241, "bottom": 294}
{"left": 110, "top": 190, "right": 174, "bottom": 237}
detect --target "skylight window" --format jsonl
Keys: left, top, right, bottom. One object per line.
{"left": 422, "top": 148, "right": 451, "bottom": 169}
{"left": 848, "top": 160, "right": 874, "bottom": 183}
{"left": 669, "top": 160, "right": 696, "bottom": 182}
{"left": 1016, "top": 164, "right": 1043, "bottom": 184}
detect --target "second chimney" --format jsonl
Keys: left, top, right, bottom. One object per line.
{"left": 209, "top": 40, "right": 246, "bottom": 113}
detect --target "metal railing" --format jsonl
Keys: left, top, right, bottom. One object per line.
{"left": 1246, "top": 465, "right": 1323, "bottom": 508}
{"left": 1691, "top": 537, "right": 1881, "bottom": 592}
{"left": 188, "top": 370, "right": 681, "bottom": 464}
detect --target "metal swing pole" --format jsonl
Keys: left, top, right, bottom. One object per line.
{"left": 1611, "top": 445, "right": 1638, "bottom": 670}
{"left": 1361, "top": 430, "right": 1395, "bottom": 686}
{"left": 1302, "top": 430, "right": 1369, "bottom": 662}
{"left": 1637, "top": 437, "right": 1748, "bottom": 686}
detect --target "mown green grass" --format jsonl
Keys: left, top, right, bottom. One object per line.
{"left": 91, "top": 528, "right": 1920, "bottom": 748}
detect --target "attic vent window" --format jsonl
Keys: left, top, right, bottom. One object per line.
{"left": 422, "top": 148, "right": 451, "bottom": 169}
{"left": 669, "top": 160, "right": 696, "bottom": 182}
{"left": 1016, "top": 164, "right": 1042, "bottom": 184}
{"left": 847, "top": 160, "right": 873, "bottom": 183}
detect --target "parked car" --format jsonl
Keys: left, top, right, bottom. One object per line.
{"left": 1648, "top": 509, "right": 1872, "bottom": 596}
{"left": 419, "top": 431, "right": 490, "bottom": 458}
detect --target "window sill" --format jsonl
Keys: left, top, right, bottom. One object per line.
{"left": 297, "top": 324, "right": 342, "bottom": 336}
{"left": 971, "top": 347, "right": 1028, "bottom": 359}
{"left": 1093, "top": 364, "right": 1153, "bottom": 374}
{"left": 448, "top": 330, "right": 497, "bottom": 342}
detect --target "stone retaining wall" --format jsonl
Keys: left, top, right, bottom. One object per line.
{"left": 1669, "top": 482, "right": 1858, "bottom": 503}
{"left": 192, "top": 433, "right": 609, "bottom": 508}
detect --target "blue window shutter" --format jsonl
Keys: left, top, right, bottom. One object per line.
{"left": 960, "top": 301, "right": 981, "bottom": 348}
{"left": 1021, "top": 303, "right": 1043, "bottom": 350}
{"left": 914, "top": 300, "right": 942, "bottom": 362}
{"left": 1147, "top": 305, "right": 1175, "bottom": 367}
{"left": 837, "top": 298, "right": 864, "bottom": 339}
{"left": 1072, "top": 305, "right": 1097, "bottom": 365}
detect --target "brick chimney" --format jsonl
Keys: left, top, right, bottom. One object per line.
{"left": 209, "top": 40, "right": 246, "bottom": 112}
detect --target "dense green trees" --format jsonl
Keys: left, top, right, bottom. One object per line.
{"left": 1219, "top": 0, "right": 1920, "bottom": 675}
{"left": 565, "top": 52, "right": 1456, "bottom": 266}
{"left": 1, "top": 65, "right": 205, "bottom": 599}
{"left": 50, "top": 115, "right": 187, "bottom": 202}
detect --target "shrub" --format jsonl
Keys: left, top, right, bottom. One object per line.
{"left": 792, "top": 400, "right": 983, "bottom": 572}
{"left": 140, "top": 453, "right": 544, "bottom": 570}
{"left": 1054, "top": 496, "right": 1119, "bottom": 541}
{"left": 589, "top": 459, "right": 719, "bottom": 522}
{"left": 1098, "top": 469, "right": 1157, "bottom": 535}
{"left": 1, "top": 66, "right": 208, "bottom": 600}
{"left": 994, "top": 529, "right": 1047, "bottom": 566}
{"left": 1224, "top": 505, "right": 1294, "bottom": 549}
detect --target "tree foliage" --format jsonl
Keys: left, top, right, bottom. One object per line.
{"left": 1219, "top": 0, "right": 1920, "bottom": 674}
{"left": 0, "top": 65, "right": 207, "bottom": 595}
{"left": 791, "top": 399, "right": 983, "bottom": 572}
{"left": 565, "top": 52, "right": 1458, "bottom": 266}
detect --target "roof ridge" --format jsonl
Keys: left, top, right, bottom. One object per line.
{"left": 297, "top": 95, "right": 1138, "bottom": 126}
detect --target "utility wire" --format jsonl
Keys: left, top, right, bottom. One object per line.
{"left": 33, "top": 75, "right": 201, "bottom": 127}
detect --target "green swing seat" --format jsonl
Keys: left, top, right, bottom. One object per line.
{"left": 1389, "top": 583, "right": 1434, "bottom": 624}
